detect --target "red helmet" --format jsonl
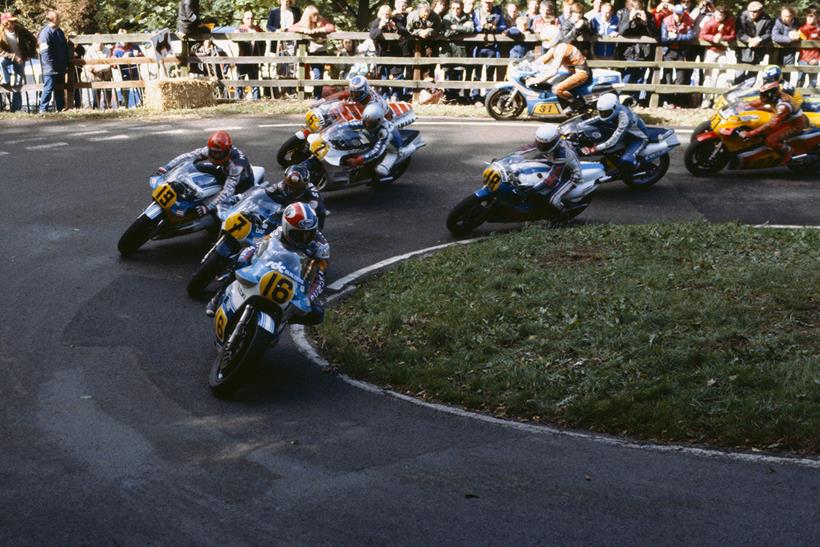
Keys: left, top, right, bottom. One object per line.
{"left": 207, "top": 130, "right": 232, "bottom": 165}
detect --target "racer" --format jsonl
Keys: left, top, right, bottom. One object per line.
{"left": 264, "top": 163, "right": 327, "bottom": 228}
{"left": 206, "top": 202, "right": 329, "bottom": 325}
{"left": 342, "top": 103, "right": 417, "bottom": 180}
{"left": 321, "top": 75, "right": 391, "bottom": 117}
{"left": 524, "top": 26, "right": 590, "bottom": 113}
{"left": 577, "top": 93, "right": 649, "bottom": 179}
{"left": 760, "top": 64, "right": 798, "bottom": 99}
{"left": 738, "top": 81, "right": 809, "bottom": 166}
{"left": 523, "top": 124, "right": 584, "bottom": 212}
{"left": 159, "top": 130, "right": 253, "bottom": 216}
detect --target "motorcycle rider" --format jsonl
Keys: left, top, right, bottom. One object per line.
{"left": 525, "top": 123, "right": 584, "bottom": 212}
{"left": 524, "top": 25, "right": 590, "bottom": 113}
{"left": 206, "top": 202, "right": 329, "bottom": 325}
{"left": 159, "top": 130, "right": 253, "bottom": 217}
{"left": 264, "top": 163, "right": 327, "bottom": 228}
{"left": 342, "top": 103, "right": 418, "bottom": 181}
{"left": 738, "top": 80, "right": 809, "bottom": 166}
{"left": 323, "top": 75, "right": 389, "bottom": 112}
{"left": 760, "top": 64, "right": 797, "bottom": 98}
{"left": 577, "top": 93, "right": 649, "bottom": 179}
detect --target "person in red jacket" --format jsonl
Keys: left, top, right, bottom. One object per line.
{"left": 739, "top": 82, "right": 809, "bottom": 166}
{"left": 699, "top": 4, "right": 736, "bottom": 107}
{"left": 652, "top": 0, "right": 675, "bottom": 28}
{"left": 798, "top": 7, "right": 819, "bottom": 88}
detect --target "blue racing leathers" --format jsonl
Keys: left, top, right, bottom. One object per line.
{"left": 526, "top": 140, "right": 584, "bottom": 211}
{"left": 580, "top": 104, "right": 648, "bottom": 174}
{"left": 164, "top": 147, "right": 254, "bottom": 212}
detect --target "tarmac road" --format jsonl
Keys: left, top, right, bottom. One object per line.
{"left": 1, "top": 115, "right": 818, "bottom": 545}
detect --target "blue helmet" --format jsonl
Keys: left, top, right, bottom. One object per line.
{"left": 349, "top": 75, "right": 370, "bottom": 103}
{"left": 762, "top": 65, "right": 782, "bottom": 84}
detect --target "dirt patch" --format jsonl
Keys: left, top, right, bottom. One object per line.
{"left": 539, "top": 245, "right": 606, "bottom": 267}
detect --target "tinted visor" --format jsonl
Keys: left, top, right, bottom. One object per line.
{"left": 208, "top": 147, "right": 230, "bottom": 164}
{"left": 598, "top": 108, "right": 614, "bottom": 120}
{"left": 288, "top": 228, "right": 315, "bottom": 245}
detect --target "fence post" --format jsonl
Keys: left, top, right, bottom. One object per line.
{"left": 65, "top": 65, "right": 76, "bottom": 110}
{"left": 648, "top": 44, "right": 663, "bottom": 108}
{"left": 412, "top": 42, "right": 422, "bottom": 103}
{"left": 297, "top": 41, "right": 306, "bottom": 101}
{"left": 179, "top": 38, "right": 190, "bottom": 77}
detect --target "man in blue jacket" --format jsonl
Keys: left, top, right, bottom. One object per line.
{"left": 37, "top": 10, "right": 68, "bottom": 113}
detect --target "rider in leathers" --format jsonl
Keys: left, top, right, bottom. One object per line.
{"left": 738, "top": 81, "right": 808, "bottom": 165}
{"left": 578, "top": 93, "right": 649, "bottom": 179}
{"left": 343, "top": 103, "right": 415, "bottom": 180}
{"left": 264, "top": 163, "right": 327, "bottom": 229}
{"left": 526, "top": 124, "right": 584, "bottom": 212}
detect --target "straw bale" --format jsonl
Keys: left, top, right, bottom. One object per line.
{"left": 144, "top": 78, "right": 218, "bottom": 110}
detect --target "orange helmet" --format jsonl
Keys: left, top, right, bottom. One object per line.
{"left": 207, "top": 130, "right": 232, "bottom": 165}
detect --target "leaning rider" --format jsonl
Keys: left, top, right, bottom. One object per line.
{"left": 323, "top": 75, "right": 390, "bottom": 116}
{"left": 342, "top": 103, "right": 418, "bottom": 181}
{"left": 739, "top": 81, "right": 809, "bottom": 166}
{"left": 577, "top": 93, "right": 649, "bottom": 179}
{"left": 524, "top": 124, "right": 584, "bottom": 212}
{"left": 525, "top": 26, "right": 590, "bottom": 114}
{"left": 760, "top": 65, "right": 798, "bottom": 102}
{"left": 159, "top": 130, "right": 253, "bottom": 217}
{"left": 264, "top": 163, "right": 327, "bottom": 229}
{"left": 206, "top": 202, "right": 329, "bottom": 326}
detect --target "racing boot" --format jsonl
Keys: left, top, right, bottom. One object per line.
{"left": 205, "top": 292, "right": 220, "bottom": 317}
{"left": 549, "top": 182, "right": 577, "bottom": 212}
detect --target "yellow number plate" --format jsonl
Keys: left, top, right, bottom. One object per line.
{"left": 482, "top": 166, "right": 503, "bottom": 192}
{"left": 310, "top": 137, "right": 330, "bottom": 160}
{"left": 224, "top": 213, "right": 252, "bottom": 241}
{"left": 152, "top": 183, "right": 177, "bottom": 209}
{"left": 533, "top": 102, "right": 561, "bottom": 116}
{"left": 214, "top": 306, "right": 228, "bottom": 342}
{"left": 259, "top": 271, "right": 295, "bottom": 306}
{"left": 306, "top": 110, "right": 322, "bottom": 132}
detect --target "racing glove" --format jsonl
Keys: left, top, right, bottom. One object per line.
{"left": 346, "top": 155, "right": 365, "bottom": 167}
{"left": 194, "top": 205, "right": 209, "bottom": 217}
{"left": 156, "top": 166, "right": 168, "bottom": 175}
{"left": 581, "top": 146, "right": 597, "bottom": 155}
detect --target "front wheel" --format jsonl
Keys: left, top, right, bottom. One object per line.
{"left": 692, "top": 120, "right": 712, "bottom": 140}
{"left": 684, "top": 138, "right": 730, "bottom": 177}
{"left": 485, "top": 88, "right": 525, "bottom": 121}
{"left": 209, "top": 308, "right": 273, "bottom": 398}
{"left": 276, "top": 134, "right": 310, "bottom": 167}
{"left": 623, "top": 154, "right": 670, "bottom": 189}
{"left": 187, "top": 251, "right": 230, "bottom": 298}
{"left": 446, "top": 194, "right": 494, "bottom": 236}
{"left": 117, "top": 213, "right": 161, "bottom": 256}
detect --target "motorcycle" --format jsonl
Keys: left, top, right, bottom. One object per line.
{"left": 208, "top": 236, "right": 319, "bottom": 396}
{"left": 187, "top": 186, "right": 283, "bottom": 297}
{"left": 277, "top": 99, "right": 417, "bottom": 167}
{"left": 684, "top": 99, "right": 820, "bottom": 176}
{"left": 446, "top": 146, "right": 606, "bottom": 236}
{"left": 305, "top": 121, "right": 425, "bottom": 191}
{"left": 117, "top": 161, "right": 266, "bottom": 256}
{"left": 484, "top": 56, "right": 625, "bottom": 120}
{"left": 558, "top": 116, "right": 680, "bottom": 189}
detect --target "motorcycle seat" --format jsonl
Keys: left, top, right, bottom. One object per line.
{"left": 644, "top": 127, "right": 673, "bottom": 143}
{"left": 801, "top": 100, "right": 820, "bottom": 113}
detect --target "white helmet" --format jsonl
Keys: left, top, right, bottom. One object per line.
{"left": 540, "top": 26, "right": 561, "bottom": 49}
{"left": 535, "top": 124, "right": 561, "bottom": 154}
{"left": 596, "top": 93, "right": 620, "bottom": 121}
{"left": 362, "top": 103, "right": 384, "bottom": 132}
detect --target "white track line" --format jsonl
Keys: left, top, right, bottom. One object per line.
{"left": 129, "top": 124, "right": 172, "bottom": 131}
{"left": 153, "top": 129, "right": 188, "bottom": 135}
{"left": 754, "top": 224, "right": 820, "bottom": 229}
{"left": 74, "top": 130, "right": 109, "bottom": 137}
{"left": 258, "top": 123, "right": 299, "bottom": 128}
{"left": 88, "top": 135, "right": 129, "bottom": 142}
{"left": 7, "top": 136, "right": 48, "bottom": 145}
{"left": 292, "top": 235, "right": 820, "bottom": 469}
{"left": 0, "top": 151, "right": 8, "bottom": 156}
{"left": 203, "top": 126, "right": 244, "bottom": 131}
{"left": 25, "top": 142, "right": 68, "bottom": 150}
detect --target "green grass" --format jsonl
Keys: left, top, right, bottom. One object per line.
{"left": 315, "top": 223, "right": 820, "bottom": 453}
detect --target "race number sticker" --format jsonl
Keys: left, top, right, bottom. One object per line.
{"left": 310, "top": 137, "right": 330, "bottom": 160}
{"left": 533, "top": 102, "right": 561, "bottom": 116}
{"left": 151, "top": 184, "right": 177, "bottom": 209}
{"left": 305, "top": 110, "right": 322, "bottom": 132}
{"left": 214, "top": 306, "right": 228, "bottom": 342}
{"left": 482, "top": 166, "right": 503, "bottom": 192}
{"left": 224, "top": 213, "right": 252, "bottom": 241}
{"left": 259, "top": 271, "right": 295, "bottom": 306}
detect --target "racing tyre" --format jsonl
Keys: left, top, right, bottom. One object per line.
{"left": 117, "top": 213, "right": 161, "bottom": 256}
{"left": 485, "top": 88, "right": 525, "bottom": 120}
{"left": 276, "top": 135, "right": 310, "bottom": 167}
{"left": 684, "top": 139, "right": 730, "bottom": 176}
{"left": 623, "top": 154, "right": 670, "bottom": 189}
{"left": 446, "top": 194, "right": 494, "bottom": 236}
{"left": 187, "top": 252, "right": 229, "bottom": 298}
{"left": 209, "top": 308, "right": 273, "bottom": 398}
{"left": 692, "top": 120, "right": 712, "bottom": 139}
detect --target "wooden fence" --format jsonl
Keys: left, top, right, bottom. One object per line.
{"left": 2, "top": 31, "right": 818, "bottom": 110}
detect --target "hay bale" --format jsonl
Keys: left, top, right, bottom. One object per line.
{"left": 144, "top": 77, "right": 218, "bottom": 110}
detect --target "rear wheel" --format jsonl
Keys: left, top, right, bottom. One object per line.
{"left": 187, "top": 252, "right": 230, "bottom": 298}
{"left": 446, "top": 194, "right": 494, "bottom": 236}
{"left": 623, "top": 154, "right": 670, "bottom": 189}
{"left": 787, "top": 147, "right": 820, "bottom": 175}
{"left": 117, "top": 213, "right": 161, "bottom": 256}
{"left": 276, "top": 135, "right": 310, "bottom": 167}
{"left": 209, "top": 308, "right": 273, "bottom": 398}
{"left": 485, "top": 88, "right": 525, "bottom": 120}
{"left": 684, "top": 138, "right": 730, "bottom": 177}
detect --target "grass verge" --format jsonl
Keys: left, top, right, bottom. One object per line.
{"left": 315, "top": 223, "right": 819, "bottom": 453}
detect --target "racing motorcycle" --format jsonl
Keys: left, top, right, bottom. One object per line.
{"left": 685, "top": 99, "right": 820, "bottom": 176}
{"left": 558, "top": 117, "right": 680, "bottom": 189}
{"left": 208, "top": 236, "right": 320, "bottom": 396}
{"left": 187, "top": 186, "right": 283, "bottom": 297}
{"left": 277, "top": 99, "right": 417, "bottom": 167}
{"left": 117, "top": 161, "right": 266, "bottom": 256}
{"left": 484, "top": 56, "right": 625, "bottom": 120}
{"left": 305, "top": 121, "right": 425, "bottom": 191}
{"left": 446, "top": 146, "right": 606, "bottom": 236}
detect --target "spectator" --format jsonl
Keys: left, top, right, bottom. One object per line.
{"left": 734, "top": 1, "right": 774, "bottom": 85}
{"left": 590, "top": 2, "right": 619, "bottom": 59}
{"left": 504, "top": 2, "right": 521, "bottom": 29}
{"left": 525, "top": 0, "right": 540, "bottom": 24}
{"left": 560, "top": 3, "right": 593, "bottom": 58}
{"left": 772, "top": 6, "right": 802, "bottom": 68}
{"left": 178, "top": 0, "right": 209, "bottom": 36}
{"left": 37, "top": 10, "right": 69, "bottom": 113}
{"left": 471, "top": 0, "right": 506, "bottom": 104}
{"left": 190, "top": 39, "right": 228, "bottom": 79}
{"left": 83, "top": 41, "right": 113, "bottom": 109}
{"left": 433, "top": 0, "right": 449, "bottom": 17}
{"left": 798, "top": 8, "right": 819, "bottom": 88}
{"left": 407, "top": 1, "right": 442, "bottom": 80}
{"left": 660, "top": 4, "right": 696, "bottom": 108}
{"left": 392, "top": 0, "right": 414, "bottom": 87}
{"left": 237, "top": 10, "right": 264, "bottom": 100}
{"left": 586, "top": 0, "right": 603, "bottom": 20}
{"left": 557, "top": 0, "right": 574, "bottom": 25}
{"left": 0, "top": 12, "right": 37, "bottom": 112}
{"left": 442, "top": 0, "right": 475, "bottom": 102}
{"left": 112, "top": 37, "right": 144, "bottom": 109}
{"left": 370, "top": 4, "right": 411, "bottom": 98}
{"left": 653, "top": 1, "right": 675, "bottom": 28}
{"left": 507, "top": 15, "right": 535, "bottom": 58}
{"left": 288, "top": 4, "right": 336, "bottom": 100}
{"left": 530, "top": 1, "right": 556, "bottom": 35}
{"left": 690, "top": 0, "right": 716, "bottom": 28}
{"left": 267, "top": 0, "right": 302, "bottom": 83}
{"left": 699, "top": 4, "right": 736, "bottom": 107}
{"left": 618, "top": 0, "right": 656, "bottom": 106}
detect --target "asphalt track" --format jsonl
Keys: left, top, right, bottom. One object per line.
{"left": 1, "top": 115, "right": 818, "bottom": 545}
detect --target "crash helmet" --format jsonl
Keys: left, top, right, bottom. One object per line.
{"left": 281, "top": 202, "right": 319, "bottom": 247}
{"left": 540, "top": 26, "right": 561, "bottom": 49}
{"left": 362, "top": 103, "right": 385, "bottom": 132}
{"left": 596, "top": 93, "right": 620, "bottom": 121}
{"left": 535, "top": 124, "right": 561, "bottom": 155}
{"left": 349, "top": 75, "right": 371, "bottom": 102}
{"left": 207, "top": 130, "right": 233, "bottom": 165}
{"left": 759, "top": 81, "right": 781, "bottom": 105}
{"left": 761, "top": 65, "right": 782, "bottom": 84}
{"left": 283, "top": 164, "right": 310, "bottom": 197}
